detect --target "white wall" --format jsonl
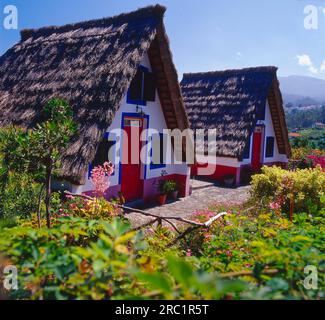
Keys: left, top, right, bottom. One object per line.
{"left": 197, "top": 154, "right": 241, "bottom": 167}
{"left": 262, "top": 102, "right": 288, "bottom": 164}
{"left": 72, "top": 53, "right": 188, "bottom": 193}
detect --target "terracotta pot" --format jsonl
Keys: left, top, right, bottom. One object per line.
{"left": 171, "top": 191, "right": 179, "bottom": 200}
{"left": 157, "top": 194, "right": 167, "bottom": 206}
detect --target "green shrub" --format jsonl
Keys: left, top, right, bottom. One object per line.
{"left": 198, "top": 211, "right": 324, "bottom": 300}
{"left": 0, "top": 171, "right": 41, "bottom": 218}
{"left": 0, "top": 217, "right": 250, "bottom": 300}
{"left": 250, "top": 166, "right": 325, "bottom": 214}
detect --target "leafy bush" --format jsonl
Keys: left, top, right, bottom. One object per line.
{"left": 57, "top": 194, "right": 122, "bottom": 220}
{"left": 196, "top": 211, "right": 324, "bottom": 300}
{"left": 289, "top": 148, "right": 325, "bottom": 170}
{"left": 250, "top": 166, "right": 325, "bottom": 214}
{"left": 0, "top": 217, "right": 249, "bottom": 300}
{"left": 0, "top": 171, "right": 41, "bottom": 218}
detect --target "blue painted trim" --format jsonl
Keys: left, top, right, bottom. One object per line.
{"left": 119, "top": 112, "right": 150, "bottom": 185}
{"left": 150, "top": 132, "right": 167, "bottom": 170}
{"left": 126, "top": 65, "right": 149, "bottom": 106}
{"left": 265, "top": 136, "right": 275, "bottom": 158}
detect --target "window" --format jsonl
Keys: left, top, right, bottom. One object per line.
{"left": 242, "top": 136, "right": 251, "bottom": 159}
{"left": 123, "top": 118, "right": 142, "bottom": 127}
{"left": 89, "top": 135, "right": 116, "bottom": 178}
{"left": 265, "top": 137, "right": 275, "bottom": 158}
{"left": 127, "top": 66, "right": 156, "bottom": 106}
{"left": 256, "top": 103, "right": 266, "bottom": 121}
{"left": 150, "top": 133, "right": 167, "bottom": 169}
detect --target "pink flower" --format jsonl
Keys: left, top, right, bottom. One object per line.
{"left": 307, "top": 155, "right": 325, "bottom": 169}
{"left": 91, "top": 162, "right": 115, "bottom": 197}
{"left": 269, "top": 201, "right": 281, "bottom": 210}
{"left": 186, "top": 249, "right": 192, "bottom": 257}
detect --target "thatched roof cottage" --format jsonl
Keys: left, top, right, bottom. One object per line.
{"left": 180, "top": 67, "right": 291, "bottom": 185}
{"left": 0, "top": 5, "right": 191, "bottom": 202}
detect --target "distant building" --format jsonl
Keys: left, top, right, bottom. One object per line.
{"left": 314, "top": 122, "right": 325, "bottom": 129}
{"left": 289, "top": 132, "right": 302, "bottom": 138}
{"left": 181, "top": 67, "right": 291, "bottom": 185}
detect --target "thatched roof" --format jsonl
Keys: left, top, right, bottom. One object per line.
{"left": 0, "top": 4, "right": 189, "bottom": 184}
{"left": 180, "top": 67, "right": 291, "bottom": 159}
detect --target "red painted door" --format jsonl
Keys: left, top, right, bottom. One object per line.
{"left": 121, "top": 118, "right": 143, "bottom": 202}
{"left": 252, "top": 126, "right": 264, "bottom": 170}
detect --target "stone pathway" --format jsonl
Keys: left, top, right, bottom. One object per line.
{"left": 126, "top": 179, "right": 251, "bottom": 227}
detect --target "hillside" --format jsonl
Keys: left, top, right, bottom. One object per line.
{"left": 279, "top": 75, "right": 325, "bottom": 106}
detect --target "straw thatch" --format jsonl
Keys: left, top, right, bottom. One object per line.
{"left": 0, "top": 4, "right": 188, "bottom": 184}
{"left": 180, "top": 67, "right": 291, "bottom": 159}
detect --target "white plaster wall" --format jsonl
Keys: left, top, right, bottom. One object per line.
{"left": 262, "top": 102, "right": 288, "bottom": 164}
{"left": 239, "top": 102, "right": 288, "bottom": 166}
{"left": 72, "top": 53, "right": 188, "bottom": 193}
{"left": 197, "top": 154, "right": 241, "bottom": 167}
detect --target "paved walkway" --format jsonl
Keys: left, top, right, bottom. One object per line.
{"left": 126, "top": 179, "right": 251, "bottom": 227}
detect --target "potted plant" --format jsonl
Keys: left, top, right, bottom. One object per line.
{"left": 223, "top": 174, "right": 235, "bottom": 187}
{"left": 164, "top": 180, "right": 179, "bottom": 200}
{"left": 156, "top": 179, "right": 168, "bottom": 205}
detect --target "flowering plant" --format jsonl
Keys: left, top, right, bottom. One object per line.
{"left": 91, "top": 162, "right": 114, "bottom": 197}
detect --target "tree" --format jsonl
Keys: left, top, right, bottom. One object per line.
{"left": 0, "top": 99, "right": 76, "bottom": 228}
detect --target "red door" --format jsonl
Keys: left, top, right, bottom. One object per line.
{"left": 121, "top": 118, "right": 143, "bottom": 202}
{"left": 252, "top": 126, "right": 264, "bottom": 170}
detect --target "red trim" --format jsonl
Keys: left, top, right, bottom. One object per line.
{"left": 191, "top": 163, "right": 239, "bottom": 185}
{"left": 192, "top": 161, "right": 288, "bottom": 186}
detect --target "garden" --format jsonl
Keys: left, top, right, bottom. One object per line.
{"left": 0, "top": 100, "right": 324, "bottom": 300}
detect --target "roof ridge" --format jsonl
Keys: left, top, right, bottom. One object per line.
{"left": 20, "top": 4, "right": 166, "bottom": 42}
{"left": 182, "top": 66, "right": 278, "bottom": 79}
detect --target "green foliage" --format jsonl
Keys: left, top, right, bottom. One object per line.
{"left": 250, "top": 166, "right": 325, "bottom": 214}
{"left": 162, "top": 180, "right": 178, "bottom": 194}
{"left": 56, "top": 195, "right": 122, "bottom": 220}
{"left": 0, "top": 207, "right": 324, "bottom": 300}
{"left": 286, "top": 106, "right": 325, "bottom": 130}
{"left": 0, "top": 171, "right": 41, "bottom": 218}
{"left": 0, "top": 99, "right": 77, "bottom": 224}
{"left": 197, "top": 212, "right": 324, "bottom": 299}
{"left": 0, "top": 217, "right": 248, "bottom": 300}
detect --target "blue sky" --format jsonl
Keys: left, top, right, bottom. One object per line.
{"left": 1, "top": 0, "right": 325, "bottom": 79}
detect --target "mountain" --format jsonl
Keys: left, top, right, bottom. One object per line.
{"left": 279, "top": 75, "right": 325, "bottom": 106}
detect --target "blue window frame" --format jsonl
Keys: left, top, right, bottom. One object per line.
{"left": 242, "top": 136, "right": 251, "bottom": 159}
{"left": 265, "top": 137, "right": 275, "bottom": 158}
{"left": 150, "top": 132, "right": 167, "bottom": 170}
{"left": 256, "top": 103, "right": 266, "bottom": 121}
{"left": 127, "top": 65, "right": 149, "bottom": 106}
{"left": 127, "top": 65, "right": 156, "bottom": 106}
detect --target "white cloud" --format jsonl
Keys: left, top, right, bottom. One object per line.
{"left": 309, "top": 66, "right": 318, "bottom": 74}
{"left": 296, "top": 54, "right": 312, "bottom": 67}
{"left": 295, "top": 54, "right": 325, "bottom": 74}
{"left": 236, "top": 52, "right": 243, "bottom": 60}
{"left": 320, "top": 60, "right": 325, "bottom": 72}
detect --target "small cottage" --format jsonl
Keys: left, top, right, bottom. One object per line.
{"left": 0, "top": 5, "right": 191, "bottom": 202}
{"left": 180, "top": 67, "right": 291, "bottom": 185}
